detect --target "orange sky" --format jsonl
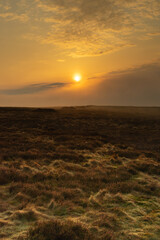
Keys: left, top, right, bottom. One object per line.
{"left": 0, "top": 0, "right": 160, "bottom": 106}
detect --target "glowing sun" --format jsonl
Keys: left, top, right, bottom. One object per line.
{"left": 73, "top": 74, "right": 81, "bottom": 82}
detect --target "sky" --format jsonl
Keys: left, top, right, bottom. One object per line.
{"left": 0, "top": 0, "right": 160, "bottom": 106}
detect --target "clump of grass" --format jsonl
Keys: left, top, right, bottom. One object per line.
{"left": 0, "top": 166, "right": 28, "bottom": 185}
{"left": 52, "top": 151, "right": 86, "bottom": 163}
{"left": 32, "top": 172, "right": 53, "bottom": 182}
{"left": 0, "top": 219, "right": 9, "bottom": 227}
{"left": 115, "top": 150, "right": 140, "bottom": 159}
{"left": 9, "top": 182, "right": 53, "bottom": 200}
{"left": 93, "top": 213, "right": 119, "bottom": 230}
{"left": 11, "top": 209, "right": 37, "bottom": 222}
{"left": 26, "top": 219, "right": 94, "bottom": 240}
{"left": 54, "top": 135, "right": 103, "bottom": 151}
{"left": 107, "top": 181, "right": 137, "bottom": 194}
{"left": 61, "top": 188, "right": 84, "bottom": 200}
{"left": 130, "top": 159, "right": 160, "bottom": 175}
{"left": 100, "top": 231, "right": 115, "bottom": 240}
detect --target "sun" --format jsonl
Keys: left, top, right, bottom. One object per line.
{"left": 73, "top": 74, "right": 81, "bottom": 82}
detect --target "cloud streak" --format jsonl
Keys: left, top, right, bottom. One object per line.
{"left": 0, "top": 82, "right": 67, "bottom": 95}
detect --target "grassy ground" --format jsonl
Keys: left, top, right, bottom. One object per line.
{"left": 0, "top": 106, "right": 160, "bottom": 240}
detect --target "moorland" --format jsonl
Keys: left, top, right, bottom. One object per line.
{"left": 0, "top": 106, "right": 160, "bottom": 240}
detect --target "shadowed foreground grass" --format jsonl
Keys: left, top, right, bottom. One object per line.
{"left": 25, "top": 219, "right": 95, "bottom": 240}
{"left": 0, "top": 106, "right": 160, "bottom": 240}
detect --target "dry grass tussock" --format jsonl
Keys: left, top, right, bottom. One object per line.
{"left": 25, "top": 219, "right": 96, "bottom": 240}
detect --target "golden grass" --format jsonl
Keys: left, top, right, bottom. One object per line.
{"left": 0, "top": 106, "right": 160, "bottom": 239}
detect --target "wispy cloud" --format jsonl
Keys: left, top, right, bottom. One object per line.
{"left": 0, "top": 82, "right": 67, "bottom": 95}
{"left": 57, "top": 59, "right": 65, "bottom": 62}
{"left": 0, "top": 0, "right": 29, "bottom": 22}
{"left": 0, "top": 12, "right": 28, "bottom": 22}
{"left": 33, "top": 0, "right": 160, "bottom": 56}
{"left": 0, "top": 0, "right": 160, "bottom": 56}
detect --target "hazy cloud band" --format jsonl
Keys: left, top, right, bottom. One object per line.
{"left": 0, "top": 82, "right": 67, "bottom": 95}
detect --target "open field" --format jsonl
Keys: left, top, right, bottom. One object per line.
{"left": 0, "top": 106, "right": 160, "bottom": 240}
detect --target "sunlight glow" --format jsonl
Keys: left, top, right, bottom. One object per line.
{"left": 73, "top": 74, "right": 81, "bottom": 82}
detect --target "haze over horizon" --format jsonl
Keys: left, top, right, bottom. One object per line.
{"left": 0, "top": 0, "right": 160, "bottom": 107}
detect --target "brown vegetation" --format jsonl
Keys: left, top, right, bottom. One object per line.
{"left": 0, "top": 106, "right": 160, "bottom": 240}
{"left": 26, "top": 219, "right": 95, "bottom": 240}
